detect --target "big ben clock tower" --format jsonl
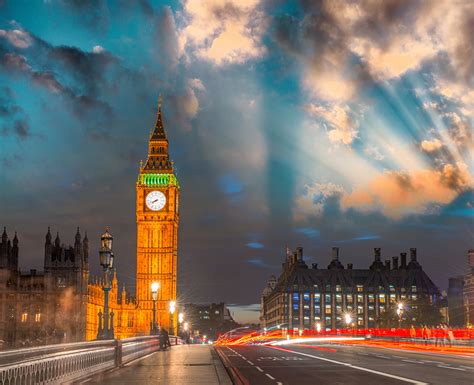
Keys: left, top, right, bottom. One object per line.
{"left": 136, "top": 98, "right": 179, "bottom": 334}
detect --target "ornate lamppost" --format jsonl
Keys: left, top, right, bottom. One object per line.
{"left": 169, "top": 300, "right": 176, "bottom": 335}
{"left": 97, "top": 228, "right": 115, "bottom": 340}
{"left": 396, "top": 302, "right": 404, "bottom": 329}
{"left": 150, "top": 282, "right": 159, "bottom": 335}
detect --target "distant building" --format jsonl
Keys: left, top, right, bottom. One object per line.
{"left": 464, "top": 249, "right": 474, "bottom": 327}
{"left": 261, "top": 246, "right": 440, "bottom": 331}
{"left": 447, "top": 276, "right": 465, "bottom": 327}
{"left": 182, "top": 303, "right": 237, "bottom": 340}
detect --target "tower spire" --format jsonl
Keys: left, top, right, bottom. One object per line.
{"left": 142, "top": 95, "right": 173, "bottom": 172}
{"left": 151, "top": 95, "right": 167, "bottom": 141}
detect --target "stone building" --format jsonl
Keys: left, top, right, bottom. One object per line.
{"left": 463, "top": 249, "right": 474, "bottom": 327}
{"left": 182, "top": 303, "right": 237, "bottom": 340}
{"left": 0, "top": 227, "right": 139, "bottom": 349}
{"left": 261, "top": 246, "right": 440, "bottom": 331}
{"left": 0, "top": 99, "right": 180, "bottom": 348}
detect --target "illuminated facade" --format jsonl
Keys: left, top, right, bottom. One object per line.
{"left": 0, "top": 99, "right": 180, "bottom": 347}
{"left": 464, "top": 249, "right": 474, "bottom": 326}
{"left": 261, "top": 247, "right": 440, "bottom": 331}
{"left": 135, "top": 99, "right": 179, "bottom": 335}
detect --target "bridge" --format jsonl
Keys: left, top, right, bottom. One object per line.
{"left": 2, "top": 334, "right": 474, "bottom": 385}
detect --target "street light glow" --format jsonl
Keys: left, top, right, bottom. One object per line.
{"left": 151, "top": 282, "right": 159, "bottom": 293}
{"left": 344, "top": 313, "right": 352, "bottom": 325}
{"left": 184, "top": 322, "right": 189, "bottom": 331}
{"left": 178, "top": 312, "right": 184, "bottom": 324}
{"left": 169, "top": 300, "right": 176, "bottom": 314}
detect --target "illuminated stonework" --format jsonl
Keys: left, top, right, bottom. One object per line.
{"left": 135, "top": 101, "right": 179, "bottom": 335}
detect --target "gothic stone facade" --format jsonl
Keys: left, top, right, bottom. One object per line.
{"left": 0, "top": 101, "right": 179, "bottom": 348}
{"left": 261, "top": 246, "right": 440, "bottom": 331}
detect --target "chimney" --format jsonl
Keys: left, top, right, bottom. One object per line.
{"left": 410, "top": 248, "right": 417, "bottom": 262}
{"left": 296, "top": 247, "right": 303, "bottom": 261}
{"left": 332, "top": 247, "right": 339, "bottom": 260}
{"left": 400, "top": 252, "right": 407, "bottom": 268}
{"left": 385, "top": 260, "right": 391, "bottom": 270}
{"left": 347, "top": 263, "right": 353, "bottom": 269}
{"left": 374, "top": 247, "right": 381, "bottom": 261}
{"left": 392, "top": 256, "right": 399, "bottom": 269}
{"left": 312, "top": 263, "right": 318, "bottom": 269}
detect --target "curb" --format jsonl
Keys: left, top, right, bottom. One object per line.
{"left": 213, "top": 347, "right": 249, "bottom": 385}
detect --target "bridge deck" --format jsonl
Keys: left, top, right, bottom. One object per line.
{"left": 75, "top": 344, "right": 232, "bottom": 385}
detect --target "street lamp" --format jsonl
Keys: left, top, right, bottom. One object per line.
{"left": 396, "top": 303, "right": 404, "bottom": 329}
{"left": 169, "top": 300, "right": 176, "bottom": 335}
{"left": 150, "top": 282, "right": 160, "bottom": 335}
{"left": 344, "top": 313, "right": 352, "bottom": 327}
{"left": 97, "top": 228, "right": 115, "bottom": 340}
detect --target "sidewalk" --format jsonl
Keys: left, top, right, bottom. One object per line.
{"left": 80, "top": 344, "right": 232, "bottom": 384}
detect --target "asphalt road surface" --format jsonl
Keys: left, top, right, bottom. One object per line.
{"left": 215, "top": 343, "right": 474, "bottom": 385}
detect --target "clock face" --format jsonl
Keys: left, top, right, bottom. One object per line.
{"left": 146, "top": 191, "right": 166, "bottom": 211}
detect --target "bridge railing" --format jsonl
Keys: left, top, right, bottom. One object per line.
{"left": 0, "top": 336, "right": 180, "bottom": 385}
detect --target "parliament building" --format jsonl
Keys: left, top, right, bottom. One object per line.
{"left": 0, "top": 100, "right": 179, "bottom": 348}
{"left": 260, "top": 246, "right": 441, "bottom": 331}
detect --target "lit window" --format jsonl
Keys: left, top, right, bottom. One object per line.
{"left": 325, "top": 294, "right": 331, "bottom": 304}
{"left": 21, "top": 313, "right": 28, "bottom": 322}
{"left": 314, "top": 306, "right": 321, "bottom": 315}
{"left": 303, "top": 293, "right": 310, "bottom": 301}
{"left": 357, "top": 306, "right": 363, "bottom": 314}
{"left": 411, "top": 286, "right": 417, "bottom": 293}
{"left": 389, "top": 285, "right": 395, "bottom": 292}
{"left": 336, "top": 294, "right": 342, "bottom": 303}
{"left": 411, "top": 295, "right": 417, "bottom": 300}
{"left": 293, "top": 304, "right": 299, "bottom": 311}
{"left": 368, "top": 295, "right": 375, "bottom": 303}
{"left": 357, "top": 285, "right": 363, "bottom": 292}
{"left": 346, "top": 295, "right": 353, "bottom": 303}
{"left": 379, "top": 294, "right": 385, "bottom": 303}
{"left": 314, "top": 294, "right": 321, "bottom": 303}
{"left": 313, "top": 284, "right": 319, "bottom": 292}
{"left": 357, "top": 294, "right": 364, "bottom": 303}
{"left": 336, "top": 285, "right": 341, "bottom": 292}
{"left": 390, "top": 294, "right": 396, "bottom": 303}
{"left": 293, "top": 293, "right": 299, "bottom": 302}
{"left": 325, "top": 305, "right": 332, "bottom": 315}
{"left": 35, "top": 313, "right": 41, "bottom": 322}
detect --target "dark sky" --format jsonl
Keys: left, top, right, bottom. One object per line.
{"left": 0, "top": 1, "right": 473, "bottom": 323}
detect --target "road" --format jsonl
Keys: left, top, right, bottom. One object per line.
{"left": 215, "top": 342, "right": 474, "bottom": 385}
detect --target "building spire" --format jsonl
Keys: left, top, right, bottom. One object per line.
{"left": 151, "top": 95, "right": 167, "bottom": 141}
{"left": 142, "top": 95, "right": 173, "bottom": 173}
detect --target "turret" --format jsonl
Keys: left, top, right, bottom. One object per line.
{"left": 0, "top": 227, "right": 8, "bottom": 268}
{"left": 10, "top": 232, "right": 18, "bottom": 270}
{"left": 328, "top": 247, "right": 344, "bottom": 269}
{"left": 74, "top": 227, "right": 82, "bottom": 267}
{"left": 44, "top": 227, "right": 52, "bottom": 268}
{"left": 83, "top": 232, "right": 89, "bottom": 266}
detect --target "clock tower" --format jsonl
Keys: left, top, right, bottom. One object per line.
{"left": 136, "top": 98, "right": 179, "bottom": 334}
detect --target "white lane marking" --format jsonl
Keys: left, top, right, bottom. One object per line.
{"left": 437, "top": 365, "right": 466, "bottom": 371}
{"left": 277, "top": 383, "right": 283, "bottom": 385}
{"left": 78, "top": 379, "right": 91, "bottom": 384}
{"left": 421, "top": 360, "right": 442, "bottom": 364}
{"left": 402, "top": 359, "right": 424, "bottom": 364}
{"left": 255, "top": 366, "right": 264, "bottom": 372}
{"left": 266, "top": 373, "right": 276, "bottom": 380}
{"left": 358, "top": 352, "right": 369, "bottom": 355}
{"left": 272, "top": 348, "right": 427, "bottom": 385}
{"left": 460, "top": 365, "right": 474, "bottom": 370}
{"left": 247, "top": 360, "right": 254, "bottom": 365}
{"left": 375, "top": 355, "right": 390, "bottom": 359}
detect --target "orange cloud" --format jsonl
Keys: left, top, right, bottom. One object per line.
{"left": 420, "top": 138, "right": 443, "bottom": 153}
{"left": 341, "top": 163, "right": 473, "bottom": 219}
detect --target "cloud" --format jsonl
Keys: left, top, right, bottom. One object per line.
{"left": 0, "top": 28, "right": 32, "bottom": 48}
{"left": 341, "top": 162, "right": 473, "bottom": 219}
{"left": 178, "top": 0, "right": 267, "bottom": 65}
{"left": 247, "top": 258, "right": 267, "bottom": 267}
{"left": 305, "top": 103, "right": 358, "bottom": 145}
{"left": 246, "top": 242, "right": 264, "bottom": 249}
{"left": 294, "top": 182, "right": 344, "bottom": 221}
{"left": 92, "top": 45, "right": 104, "bottom": 54}
{"left": 420, "top": 138, "right": 443, "bottom": 153}
{"left": 294, "top": 227, "right": 320, "bottom": 238}
{"left": 12, "top": 119, "right": 30, "bottom": 140}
